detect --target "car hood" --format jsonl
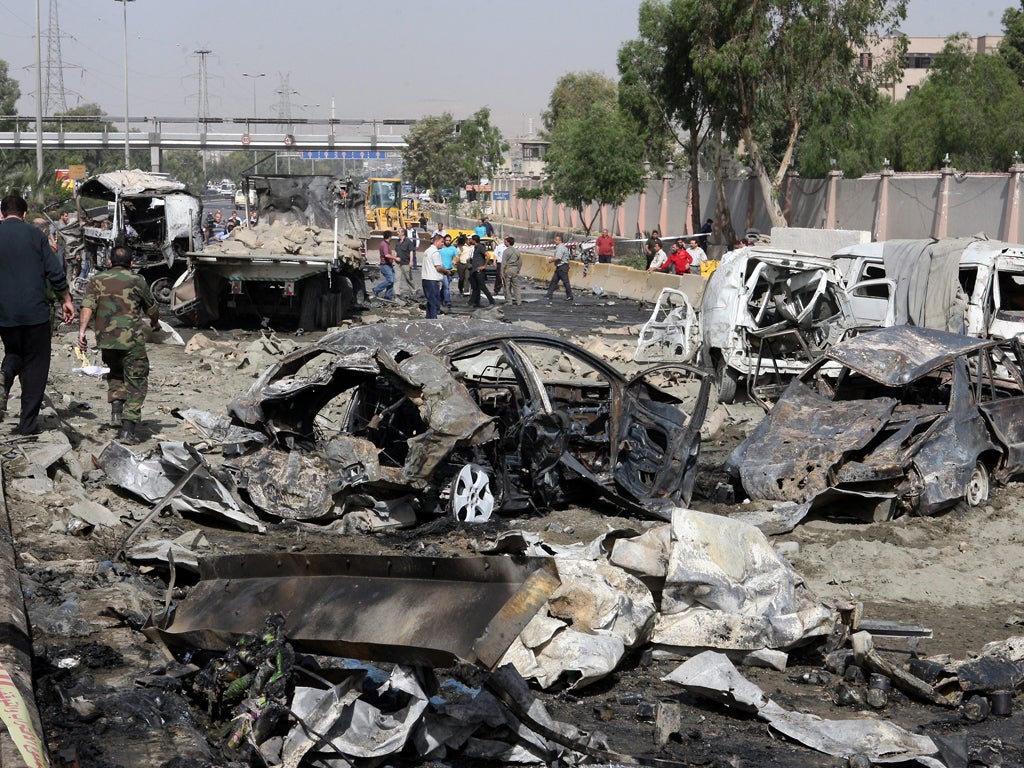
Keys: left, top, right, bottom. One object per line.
{"left": 729, "top": 379, "right": 897, "bottom": 502}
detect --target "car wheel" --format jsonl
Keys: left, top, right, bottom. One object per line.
{"left": 964, "top": 461, "right": 989, "bottom": 507}
{"left": 716, "top": 359, "right": 740, "bottom": 404}
{"left": 450, "top": 463, "right": 495, "bottom": 523}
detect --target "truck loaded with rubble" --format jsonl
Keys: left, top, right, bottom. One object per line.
{"left": 170, "top": 174, "right": 368, "bottom": 329}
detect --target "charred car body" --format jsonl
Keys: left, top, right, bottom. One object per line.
{"left": 728, "top": 326, "right": 1024, "bottom": 519}
{"left": 68, "top": 170, "right": 203, "bottom": 303}
{"left": 227, "top": 320, "right": 711, "bottom": 523}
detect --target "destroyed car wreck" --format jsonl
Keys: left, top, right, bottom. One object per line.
{"left": 728, "top": 325, "right": 1024, "bottom": 520}
{"left": 226, "top": 319, "right": 711, "bottom": 523}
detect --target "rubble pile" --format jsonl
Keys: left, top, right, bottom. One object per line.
{"left": 204, "top": 222, "right": 364, "bottom": 267}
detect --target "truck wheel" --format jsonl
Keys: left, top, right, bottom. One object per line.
{"left": 298, "top": 276, "right": 325, "bottom": 330}
{"left": 150, "top": 276, "right": 173, "bottom": 306}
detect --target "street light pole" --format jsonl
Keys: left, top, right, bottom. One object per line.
{"left": 241, "top": 73, "right": 265, "bottom": 170}
{"left": 242, "top": 72, "right": 266, "bottom": 117}
{"left": 116, "top": 0, "right": 135, "bottom": 168}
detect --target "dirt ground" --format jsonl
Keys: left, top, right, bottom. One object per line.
{"left": 4, "top": 289, "right": 1024, "bottom": 767}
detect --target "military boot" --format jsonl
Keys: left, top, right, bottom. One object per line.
{"left": 117, "top": 420, "right": 139, "bottom": 445}
{"left": 110, "top": 400, "right": 124, "bottom": 428}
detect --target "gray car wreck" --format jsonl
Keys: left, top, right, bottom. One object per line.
{"left": 728, "top": 325, "right": 1024, "bottom": 520}
{"left": 227, "top": 319, "right": 711, "bottom": 522}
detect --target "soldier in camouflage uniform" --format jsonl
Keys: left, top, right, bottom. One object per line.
{"left": 77, "top": 246, "right": 159, "bottom": 444}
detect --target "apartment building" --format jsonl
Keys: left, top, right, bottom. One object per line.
{"left": 862, "top": 34, "right": 1004, "bottom": 100}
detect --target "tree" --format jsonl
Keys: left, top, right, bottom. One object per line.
{"left": 884, "top": 37, "right": 1024, "bottom": 171}
{"left": 544, "top": 111, "right": 645, "bottom": 234}
{"left": 402, "top": 113, "right": 466, "bottom": 197}
{"left": 541, "top": 72, "right": 618, "bottom": 136}
{"left": 454, "top": 107, "right": 508, "bottom": 182}
{"left": 619, "top": 0, "right": 714, "bottom": 233}
{"left": 631, "top": 0, "right": 906, "bottom": 227}
{"left": 0, "top": 59, "right": 19, "bottom": 130}
{"left": 1000, "top": 2, "right": 1024, "bottom": 83}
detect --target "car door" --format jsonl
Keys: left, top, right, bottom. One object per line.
{"left": 612, "top": 364, "right": 712, "bottom": 506}
{"left": 846, "top": 259, "right": 896, "bottom": 328}
{"left": 975, "top": 340, "right": 1024, "bottom": 475}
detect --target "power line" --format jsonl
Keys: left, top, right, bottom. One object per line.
{"left": 43, "top": 0, "right": 80, "bottom": 114}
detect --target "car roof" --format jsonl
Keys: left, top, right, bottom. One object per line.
{"left": 822, "top": 326, "right": 999, "bottom": 385}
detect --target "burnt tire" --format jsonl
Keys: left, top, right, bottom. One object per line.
{"left": 717, "top": 361, "right": 740, "bottom": 404}
{"left": 150, "top": 276, "right": 173, "bottom": 306}
{"left": 964, "top": 461, "right": 989, "bottom": 507}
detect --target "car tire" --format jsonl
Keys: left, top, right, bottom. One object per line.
{"left": 964, "top": 461, "right": 989, "bottom": 507}
{"left": 717, "top": 359, "right": 740, "bottom": 404}
{"left": 450, "top": 463, "right": 496, "bottom": 523}
{"left": 150, "top": 276, "right": 173, "bottom": 306}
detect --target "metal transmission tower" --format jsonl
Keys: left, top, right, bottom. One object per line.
{"left": 43, "top": 0, "right": 77, "bottom": 114}
{"left": 275, "top": 73, "right": 298, "bottom": 128}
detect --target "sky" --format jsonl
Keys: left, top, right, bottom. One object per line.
{"left": 0, "top": 0, "right": 1015, "bottom": 139}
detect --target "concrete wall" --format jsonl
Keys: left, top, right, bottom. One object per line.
{"left": 490, "top": 166, "right": 1024, "bottom": 246}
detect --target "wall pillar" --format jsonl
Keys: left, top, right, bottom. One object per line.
{"left": 637, "top": 180, "right": 648, "bottom": 237}
{"left": 658, "top": 172, "right": 670, "bottom": 235}
{"left": 932, "top": 158, "right": 954, "bottom": 239}
{"left": 149, "top": 144, "right": 161, "bottom": 173}
{"left": 1002, "top": 154, "right": 1024, "bottom": 244}
{"left": 873, "top": 160, "right": 894, "bottom": 241}
{"left": 824, "top": 169, "right": 844, "bottom": 229}
{"left": 616, "top": 204, "right": 626, "bottom": 238}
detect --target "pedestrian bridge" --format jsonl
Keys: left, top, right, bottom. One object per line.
{"left": 0, "top": 116, "right": 410, "bottom": 170}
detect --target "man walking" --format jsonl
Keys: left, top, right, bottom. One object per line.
{"left": 372, "top": 231, "right": 396, "bottom": 299}
{"left": 502, "top": 236, "right": 523, "bottom": 306}
{"left": 394, "top": 229, "right": 418, "bottom": 299}
{"left": 545, "top": 233, "right": 574, "bottom": 303}
{"left": 469, "top": 234, "right": 495, "bottom": 308}
{"left": 0, "top": 195, "right": 74, "bottom": 435}
{"left": 78, "top": 245, "right": 160, "bottom": 444}
{"left": 420, "top": 233, "right": 449, "bottom": 319}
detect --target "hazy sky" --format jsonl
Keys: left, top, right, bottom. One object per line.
{"left": 0, "top": 0, "right": 1013, "bottom": 138}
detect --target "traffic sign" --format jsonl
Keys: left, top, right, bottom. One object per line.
{"left": 493, "top": 190, "right": 511, "bottom": 201}
{"left": 301, "top": 150, "right": 389, "bottom": 160}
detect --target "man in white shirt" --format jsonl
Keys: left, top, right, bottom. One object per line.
{"left": 687, "top": 237, "right": 708, "bottom": 274}
{"left": 493, "top": 237, "right": 507, "bottom": 294}
{"left": 420, "top": 233, "right": 449, "bottom": 319}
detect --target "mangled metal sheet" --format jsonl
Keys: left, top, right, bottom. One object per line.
{"left": 650, "top": 509, "right": 834, "bottom": 654}
{"left": 156, "top": 553, "right": 559, "bottom": 669}
{"left": 634, "top": 288, "right": 699, "bottom": 363}
{"left": 76, "top": 169, "right": 190, "bottom": 199}
{"left": 731, "top": 379, "right": 897, "bottom": 502}
{"left": 97, "top": 441, "right": 265, "bottom": 533}
{"left": 666, "top": 651, "right": 945, "bottom": 767}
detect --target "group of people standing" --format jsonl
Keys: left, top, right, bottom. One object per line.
{"left": 644, "top": 228, "right": 710, "bottom": 275}
{"left": 0, "top": 194, "right": 159, "bottom": 444}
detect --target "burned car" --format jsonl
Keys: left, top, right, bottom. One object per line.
{"left": 227, "top": 320, "right": 711, "bottom": 523}
{"left": 727, "top": 325, "right": 1024, "bottom": 520}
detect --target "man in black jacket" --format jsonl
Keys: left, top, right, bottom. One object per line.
{"left": 0, "top": 195, "right": 75, "bottom": 434}
{"left": 468, "top": 235, "right": 494, "bottom": 308}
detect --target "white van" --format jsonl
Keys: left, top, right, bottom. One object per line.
{"left": 834, "top": 237, "right": 1024, "bottom": 340}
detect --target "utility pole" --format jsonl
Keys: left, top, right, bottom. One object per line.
{"left": 195, "top": 49, "right": 211, "bottom": 181}
{"left": 34, "top": 0, "right": 43, "bottom": 203}
{"left": 116, "top": 0, "right": 136, "bottom": 168}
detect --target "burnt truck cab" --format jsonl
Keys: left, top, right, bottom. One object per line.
{"left": 74, "top": 170, "right": 203, "bottom": 304}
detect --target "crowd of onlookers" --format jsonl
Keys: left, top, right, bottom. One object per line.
{"left": 203, "top": 208, "right": 256, "bottom": 243}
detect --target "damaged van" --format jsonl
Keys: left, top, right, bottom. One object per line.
{"left": 69, "top": 170, "right": 203, "bottom": 304}
{"left": 226, "top": 320, "right": 711, "bottom": 524}
{"left": 699, "top": 248, "right": 864, "bottom": 405}
{"left": 833, "top": 237, "right": 1024, "bottom": 340}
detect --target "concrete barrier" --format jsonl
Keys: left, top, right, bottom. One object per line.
{"left": 518, "top": 250, "right": 706, "bottom": 306}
